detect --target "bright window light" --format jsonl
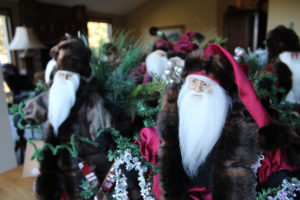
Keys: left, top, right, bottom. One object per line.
{"left": 87, "top": 21, "right": 111, "bottom": 48}
{"left": 0, "top": 15, "right": 12, "bottom": 64}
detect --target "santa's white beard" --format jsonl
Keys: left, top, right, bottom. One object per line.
{"left": 145, "top": 50, "right": 168, "bottom": 79}
{"left": 48, "top": 70, "right": 80, "bottom": 136}
{"left": 178, "top": 77, "right": 231, "bottom": 178}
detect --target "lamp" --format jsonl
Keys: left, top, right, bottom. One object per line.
{"left": 9, "top": 26, "right": 45, "bottom": 77}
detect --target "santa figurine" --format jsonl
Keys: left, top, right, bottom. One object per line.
{"left": 265, "top": 25, "right": 300, "bottom": 104}
{"left": 144, "top": 30, "right": 204, "bottom": 84}
{"left": 156, "top": 43, "right": 294, "bottom": 200}
{"left": 23, "top": 34, "right": 113, "bottom": 200}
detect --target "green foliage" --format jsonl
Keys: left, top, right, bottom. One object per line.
{"left": 289, "top": 22, "right": 295, "bottom": 30}
{"left": 35, "top": 80, "right": 48, "bottom": 93}
{"left": 9, "top": 88, "right": 46, "bottom": 136}
{"left": 273, "top": 100, "right": 300, "bottom": 130}
{"left": 252, "top": 72, "right": 284, "bottom": 99}
{"left": 79, "top": 180, "right": 99, "bottom": 199}
{"left": 143, "top": 118, "right": 156, "bottom": 128}
{"left": 244, "top": 49, "right": 300, "bottom": 130}
{"left": 256, "top": 186, "right": 281, "bottom": 200}
{"left": 104, "top": 30, "right": 142, "bottom": 109}
{"left": 127, "top": 74, "right": 167, "bottom": 127}
{"left": 28, "top": 134, "right": 99, "bottom": 162}
{"left": 99, "top": 128, "right": 158, "bottom": 174}
{"left": 82, "top": 29, "right": 145, "bottom": 115}
{"left": 82, "top": 29, "right": 169, "bottom": 126}
{"left": 252, "top": 72, "right": 300, "bottom": 129}
{"left": 204, "top": 36, "right": 228, "bottom": 48}
{"left": 243, "top": 48, "right": 267, "bottom": 81}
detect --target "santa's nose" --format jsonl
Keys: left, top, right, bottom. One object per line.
{"left": 194, "top": 86, "right": 204, "bottom": 93}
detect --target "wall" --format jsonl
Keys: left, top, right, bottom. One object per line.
{"left": 0, "top": 67, "right": 17, "bottom": 173}
{"left": 125, "top": 0, "right": 218, "bottom": 48}
{"left": 267, "top": 0, "right": 300, "bottom": 36}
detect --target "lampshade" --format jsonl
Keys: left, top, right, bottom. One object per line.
{"left": 9, "top": 26, "right": 46, "bottom": 51}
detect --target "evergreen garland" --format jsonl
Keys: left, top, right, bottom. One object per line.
{"left": 9, "top": 81, "right": 47, "bottom": 135}
{"left": 82, "top": 29, "right": 168, "bottom": 127}
{"left": 243, "top": 48, "right": 267, "bottom": 80}
{"left": 256, "top": 186, "right": 280, "bottom": 200}
{"left": 127, "top": 73, "right": 168, "bottom": 127}
{"left": 28, "top": 134, "right": 99, "bottom": 162}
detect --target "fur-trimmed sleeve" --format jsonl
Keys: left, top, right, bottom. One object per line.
{"left": 157, "top": 83, "right": 188, "bottom": 200}
{"left": 157, "top": 83, "right": 181, "bottom": 146}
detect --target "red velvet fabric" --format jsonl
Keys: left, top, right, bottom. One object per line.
{"left": 257, "top": 149, "right": 297, "bottom": 183}
{"left": 134, "top": 126, "right": 162, "bottom": 198}
{"left": 188, "top": 186, "right": 212, "bottom": 200}
{"left": 60, "top": 190, "right": 70, "bottom": 200}
{"left": 203, "top": 44, "right": 271, "bottom": 128}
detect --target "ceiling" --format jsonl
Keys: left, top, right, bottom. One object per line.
{"left": 6, "top": 0, "right": 149, "bottom": 15}
{"left": 37, "top": 0, "right": 148, "bottom": 15}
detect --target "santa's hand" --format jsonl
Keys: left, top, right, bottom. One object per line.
{"left": 23, "top": 92, "right": 48, "bottom": 125}
{"left": 157, "top": 84, "right": 180, "bottom": 146}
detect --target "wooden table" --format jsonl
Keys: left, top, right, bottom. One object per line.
{"left": 0, "top": 165, "right": 35, "bottom": 199}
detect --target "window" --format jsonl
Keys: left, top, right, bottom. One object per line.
{"left": 0, "top": 14, "right": 12, "bottom": 64}
{"left": 87, "top": 21, "right": 111, "bottom": 48}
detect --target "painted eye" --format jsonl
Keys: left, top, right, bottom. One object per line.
{"left": 192, "top": 79, "right": 197, "bottom": 84}
{"left": 202, "top": 82, "right": 209, "bottom": 87}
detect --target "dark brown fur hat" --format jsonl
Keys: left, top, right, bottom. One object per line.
{"left": 181, "top": 51, "right": 236, "bottom": 96}
{"left": 50, "top": 34, "right": 92, "bottom": 77}
{"left": 266, "top": 25, "right": 300, "bottom": 61}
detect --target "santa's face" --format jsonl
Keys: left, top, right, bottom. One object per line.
{"left": 187, "top": 76, "right": 213, "bottom": 94}
{"left": 48, "top": 70, "right": 80, "bottom": 136}
{"left": 178, "top": 74, "right": 231, "bottom": 178}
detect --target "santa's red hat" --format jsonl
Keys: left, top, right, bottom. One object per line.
{"left": 203, "top": 43, "right": 271, "bottom": 128}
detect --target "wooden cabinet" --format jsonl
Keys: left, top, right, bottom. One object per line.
{"left": 224, "top": 8, "right": 267, "bottom": 54}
